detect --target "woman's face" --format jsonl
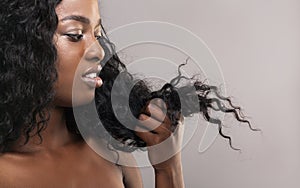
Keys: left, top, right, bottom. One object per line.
{"left": 53, "top": 0, "right": 105, "bottom": 107}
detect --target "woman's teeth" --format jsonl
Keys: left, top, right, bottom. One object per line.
{"left": 85, "top": 73, "right": 97, "bottom": 79}
{"left": 81, "top": 65, "right": 103, "bottom": 88}
{"left": 81, "top": 73, "right": 103, "bottom": 88}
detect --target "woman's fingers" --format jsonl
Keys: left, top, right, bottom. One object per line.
{"left": 138, "top": 114, "right": 172, "bottom": 135}
{"left": 135, "top": 98, "right": 184, "bottom": 146}
{"left": 149, "top": 98, "right": 167, "bottom": 112}
{"left": 135, "top": 114, "right": 172, "bottom": 146}
{"left": 134, "top": 126, "right": 157, "bottom": 146}
{"left": 144, "top": 100, "right": 168, "bottom": 124}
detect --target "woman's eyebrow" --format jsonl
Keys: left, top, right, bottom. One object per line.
{"left": 60, "top": 15, "right": 102, "bottom": 28}
{"left": 61, "top": 15, "right": 90, "bottom": 24}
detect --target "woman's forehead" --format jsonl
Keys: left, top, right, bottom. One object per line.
{"left": 56, "top": 0, "right": 101, "bottom": 24}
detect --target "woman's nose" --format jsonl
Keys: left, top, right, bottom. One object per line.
{"left": 84, "top": 39, "right": 105, "bottom": 63}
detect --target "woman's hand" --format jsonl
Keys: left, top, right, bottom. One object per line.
{"left": 135, "top": 98, "right": 185, "bottom": 188}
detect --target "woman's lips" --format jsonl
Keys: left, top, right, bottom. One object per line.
{"left": 81, "top": 65, "right": 103, "bottom": 88}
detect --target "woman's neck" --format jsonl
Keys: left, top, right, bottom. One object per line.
{"left": 8, "top": 106, "right": 80, "bottom": 154}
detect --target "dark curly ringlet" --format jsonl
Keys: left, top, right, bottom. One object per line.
{"left": 0, "top": 0, "right": 259, "bottom": 153}
{"left": 83, "top": 26, "right": 260, "bottom": 152}
{"left": 0, "top": 0, "right": 62, "bottom": 152}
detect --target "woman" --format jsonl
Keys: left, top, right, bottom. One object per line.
{"left": 0, "top": 0, "right": 257, "bottom": 187}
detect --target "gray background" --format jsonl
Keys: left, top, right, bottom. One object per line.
{"left": 99, "top": 0, "right": 300, "bottom": 187}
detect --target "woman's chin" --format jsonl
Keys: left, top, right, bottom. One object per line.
{"left": 53, "top": 92, "right": 95, "bottom": 108}
{"left": 71, "top": 92, "right": 95, "bottom": 107}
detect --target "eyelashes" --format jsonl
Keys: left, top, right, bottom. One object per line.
{"left": 65, "top": 33, "right": 83, "bottom": 42}
{"left": 64, "top": 33, "right": 103, "bottom": 42}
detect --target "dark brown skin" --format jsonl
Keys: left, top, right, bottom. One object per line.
{"left": 0, "top": 0, "right": 184, "bottom": 187}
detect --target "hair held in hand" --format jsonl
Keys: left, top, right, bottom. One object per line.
{"left": 0, "top": 0, "right": 259, "bottom": 153}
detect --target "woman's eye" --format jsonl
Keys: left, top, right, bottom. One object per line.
{"left": 65, "top": 34, "right": 83, "bottom": 42}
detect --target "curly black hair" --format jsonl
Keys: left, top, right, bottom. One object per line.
{"left": 0, "top": 0, "right": 259, "bottom": 153}
{"left": 78, "top": 26, "right": 260, "bottom": 152}
{"left": 0, "top": 0, "right": 62, "bottom": 152}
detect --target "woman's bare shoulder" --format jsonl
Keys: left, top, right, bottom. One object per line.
{"left": 0, "top": 152, "right": 34, "bottom": 169}
{"left": 0, "top": 153, "right": 26, "bottom": 186}
{"left": 0, "top": 153, "right": 22, "bottom": 171}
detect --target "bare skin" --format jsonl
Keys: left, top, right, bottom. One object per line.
{"left": 0, "top": 0, "right": 184, "bottom": 187}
